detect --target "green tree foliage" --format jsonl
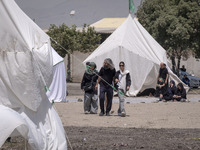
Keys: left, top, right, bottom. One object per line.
{"left": 80, "top": 24, "right": 101, "bottom": 52}
{"left": 137, "top": 0, "right": 200, "bottom": 74}
{"left": 47, "top": 24, "right": 101, "bottom": 81}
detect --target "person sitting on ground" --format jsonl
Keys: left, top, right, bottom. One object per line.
{"left": 155, "top": 62, "right": 169, "bottom": 101}
{"left": 163, "top": 80, "right": 176, "bottom": 101}
{"left": 156, "top": 77, "right": 165, "bottom": 100}
{"left": 81, "top": 62, "right": 98, "bottom": 114}
{"left": 114, "top": 61, "right": 131, "bottom": 117}
{"left": 173, "top": 83, "right": 187, "bottom": 102}
{"left": 180, "top": 65, "right": 186, "bottom": 72}
{"left": 182, "top": 75, "right": 190, "bottom": 87}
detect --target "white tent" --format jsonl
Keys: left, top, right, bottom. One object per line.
{"left": 0, "top": 105, "right": 28, "bottom": 147}
{"left": 84, "top": 15, "right": 185, "bottom": 96}
{"left": 46, "top": 48, "right": 67, "bottom": 103}
{"left": 0, "top": 0, "right": 67, "bottom": 149}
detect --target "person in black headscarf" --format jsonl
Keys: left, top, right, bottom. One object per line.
{"left": 163, "top": 80, "right": 176, "bottom": 101}
{"left": 173, "top": 83, "right": 187, "bottom": 102}
{"left": 81, "top": 62, "right": 98, "bottom": 114}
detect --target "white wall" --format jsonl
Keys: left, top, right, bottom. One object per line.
{"left": 180, "top": 56, "right": 200, "bottom": 77}
{"left": 64, "top": 51, "right": 91, "bottom": 82}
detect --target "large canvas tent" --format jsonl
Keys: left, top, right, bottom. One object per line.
{"left": 84, "top": 15, "right": 185, "bottom": 96}
{"left": 0, "top": 0, "right": 67, "bottom": 149}
{"left": 46, "top": 48, "right": 67, "bottom": 103}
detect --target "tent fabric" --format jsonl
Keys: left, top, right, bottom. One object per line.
{"left": 0, "top": 0, "right": 67, "bottom": 149}
{"left": 46, "top": 48, "right": 67, "bottom": 102}
{"left": 84, "top": 14, "right": 186, "bottom": 96}
{"left": 0, "top": 105, "right": 28, "bottom": 147}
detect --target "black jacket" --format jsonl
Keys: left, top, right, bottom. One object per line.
{"left": 114, "top": 70, "right": 131, "bottom": 91}
{"left": 175, "top": 83, "right": 187, "bottom": 99}
{"left": 98, "top": 67, "right": 116, "bottom": 87}
{"left": 81, "top": 71, "right": 98, "bottom": 94}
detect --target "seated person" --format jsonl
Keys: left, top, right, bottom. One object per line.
{"left": 163, "top": 80, "right": 176, "bottom": 101}
{"left": 173, "top": 83, "right": 187, "bottom": 102}
{"left": 156, "top": 77, "right": 167, "bottom": 101}
{"left": 182, "top": 75, "right": 190, "bottom": 86}
{"left": 137, "top": 88, "right": 155, "bottom": 97}
{"left": 180, "top": 65, "right": 186, "bottom": 72}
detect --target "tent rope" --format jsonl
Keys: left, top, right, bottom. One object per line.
{"left": 50, "top": 38, "right": 124, "bottom": 96}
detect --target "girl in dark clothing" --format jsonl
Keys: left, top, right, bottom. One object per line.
{"left": 81, "top": 62, "right": 98, "bottom": 114}
{"left": 173, "top": 83, "right": 187, "bottom": 102}
{"left": 163, "top": 80, "right": 176, "bottom": 101}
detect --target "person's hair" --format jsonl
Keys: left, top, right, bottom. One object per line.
{"left": 104, "top": 58, "right": 114, "bottom": 69}
{"left": 119, "top": 61, "right": 125, "bottom": 66}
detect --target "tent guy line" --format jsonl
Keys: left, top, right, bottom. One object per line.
{"left": 50, "top": 37, "right": 125, "bottom": 96}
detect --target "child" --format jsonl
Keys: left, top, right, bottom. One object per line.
{"left": 81, "top": 62, "right": 98, "bottom": 114}
{"left": 156, "top": 77, "right": 166, "bottom": 101}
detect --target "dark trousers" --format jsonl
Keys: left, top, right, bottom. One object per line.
{"left": 99, "top": 86, "right": 113, "bottom": 113}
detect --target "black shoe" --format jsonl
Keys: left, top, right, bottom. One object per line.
{"left": 106, "top": 112, "right": 110, "bottom": 116}
{"left": 99, "top": 112, "right": 104, "bottom": 116}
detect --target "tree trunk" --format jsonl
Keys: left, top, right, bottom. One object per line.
{"left": 171, "top": 55, "right": 176, "bottom": 74}
{"left": 66, "top": 53, "right": 71, "bottom": 82}
{"left": 177, "top": 56, "right": 181, "bottom": 77}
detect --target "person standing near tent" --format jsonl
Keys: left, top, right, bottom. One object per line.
{"left": 114, "top": 61, "right": 131, "bottom": 117}
{"left": 95, "top": 58, "right": 116, "bottom": 116}
{"left": 155, "top": 62, "right": 169, "bottom": 101}
{"left": 81, "top": 62, "right": 98, "bottom": 114}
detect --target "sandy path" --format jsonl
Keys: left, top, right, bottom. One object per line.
{"left": 55, "top": 101, "right": 200, "bottom": 129}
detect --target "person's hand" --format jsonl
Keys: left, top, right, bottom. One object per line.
{"left": 95, "top": 84, "right": 98, "bottom": 91}
{"left": 115, "top": 79, "right": 119, "bottom": 83}
{"left": 127, "top": 86, "right": 130, "bottom": 91}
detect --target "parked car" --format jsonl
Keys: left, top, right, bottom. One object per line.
{"left": 179, "top": 70, "right": 200, "bottom": 88}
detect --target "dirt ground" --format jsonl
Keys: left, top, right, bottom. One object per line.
{"left": 65, "top": 126, "right": 200, "bottom": 150}
{"left": 2, "top": 100, "right": 200, "bottom": 150}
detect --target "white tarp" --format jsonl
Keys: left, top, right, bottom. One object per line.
{"left": 0, "top": 0, "right": 67, "bottom": 149}
{"left": 0, "top": 105, "right": 28, "bottom": 147}
{"left": 46, "top": 48, "right": 67, "bottom": 102}
{"left": 84, "top": 14, "right": 185, "bottom": 96}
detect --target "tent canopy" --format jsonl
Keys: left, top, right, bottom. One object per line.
{"left": 84, "top": 15, "right": 185, "bottom": 96}
{"left": 0, "top": 0, "right": 67, "bottom": 149}
{"left": 46, "top": 48, "right": 66, "bottom": 103}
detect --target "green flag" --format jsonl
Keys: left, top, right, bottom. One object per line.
{"left": 129, "top": 0, "right": 135, "bottom": 14}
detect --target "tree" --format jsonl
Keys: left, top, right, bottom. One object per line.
{"left": 137, "top": 0, "right": 200, "bottom": 74}
{"left": 79, "top": 24, "right": 101, "bottom": 53}
{"left": 47, "top": 24, "right": 101, "bottom": 82}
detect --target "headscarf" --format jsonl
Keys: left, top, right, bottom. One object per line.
{"left": 85, "top": 62, "right": 97, "bottom": 75}
{"left": 170, "top": 80, "right": 176, "bottom": 88}
{"left": 177, "top": 83, "right": 184, "bottom": 92}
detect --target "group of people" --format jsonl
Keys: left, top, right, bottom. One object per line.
{"left": 155, "top": 63, "right": 187, "bottom": 102}
{"left": 81, "top": 60, "right": 187, "bottom": 117}
{"left": 81, "top": 58, "right": 131, "bottom": 117}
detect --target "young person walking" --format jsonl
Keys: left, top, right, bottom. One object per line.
{"left": 81, "top": 62, "right": 98, "bottom": 114}
{"left": 114, "top": 61, "right": 131, "bottom": 117}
